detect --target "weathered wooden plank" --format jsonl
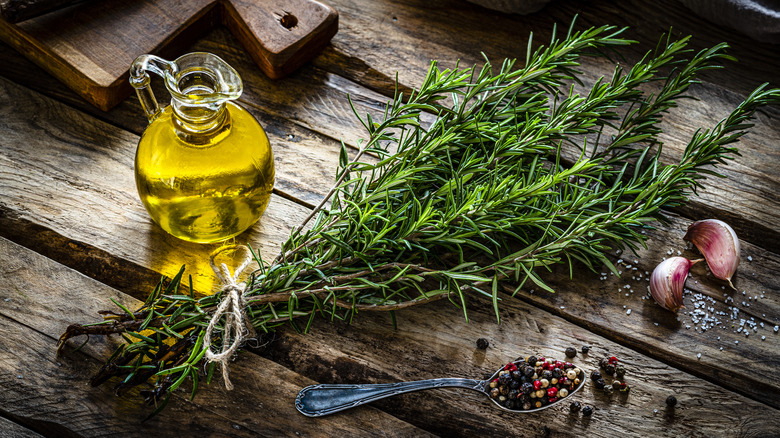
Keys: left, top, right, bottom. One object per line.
{"left": 0, "top": 417, "right": 44, "bottom": 438}
{"left": 512, "top": 210, "right": 780, "bottom": 407}
{"left": 252, "top": 252, "right": 780, "bottom": 437}
{"left": 3, "top": 17, "right": 778, "bottom": 254}
{"left": 1, "top": 43, "right": 779, "bottom": 410}
{"left": 318, "top": 0, "right": 780, "bottom": 103}
{"left": 0, "top": 237, "right": 433, "bottom": 437}
{"left": 0, "top": 75, "right": 309, "bottom": 296}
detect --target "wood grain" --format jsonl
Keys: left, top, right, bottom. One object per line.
{"left": 0, "top": 237, "right": 432, "bottom": 437}
{"left": 0, "top": 0, "right": 337, "bottom": 109}
{"left": 1, "top": 35, "right": 779, "bottom": 408}
{"left": 4, "top": 21, "right": 776, "bottom": 253}
{"left": 0, "top": 64, "right": 778, "bottom": 419}
{"left": 0, "top": 416, "right": 44, "bottom": 438}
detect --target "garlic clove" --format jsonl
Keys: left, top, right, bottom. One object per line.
{"left": 649, "top": 257, "right": 701, "bottom": 312}
{"left": 683, "top": 219, "right": 740, "bottom": 289}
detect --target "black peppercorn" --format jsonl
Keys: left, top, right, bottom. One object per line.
{"left": 511, "top": 370, "right": 523, "bottom": 381}
{"left": 522, "top": 382, "right": 534, "bottom": 394}
{"left": 510, "top": 379, "right": 521, "bottom": 390}
{"left": 581, "top": 345, "right": 590, "bottom": 354}
{"left": 582, "top": 405, "right": 594, "bottom": 416}
{"left": 551, "top": 368, "right": 563, "bottom": 379}
{"left": 603, "top": 385, "right": 614, "bottom": 395}
{"left": 565, "top": 347, "right": 577, "bottom": 358}
{"left": 476, "top": 338, "right": 489, "bottom": 350}
{"left": 498, "top": 373, "right": 512, "bottom": 386}
{"left": 600, "top": 357, "right": 609, "bottom": 368}
{"left": 527, "top": 355, "right": 537, "bottom": 365}
{"left": 594, "top": 378, "right": 606, "bottom": 390}
{"left": 590, "top": 370, "right": 602, "bottom": 381}
{"left": 523, "top": 366, "right": 535, "bottom": 377}
{"left": 666, "top": 395, "right": 677, "bottom": 407}
{"left": 615, "top": 366, "right": 626, "bottom": 379}
{"left": 541, "top": 370, "right": 553, "bottom": 381}
{"left": 508, "top": 390, "right": 519, "bottom": 400}
{"left": 570, "top": 401, "right": 581, "bottom": 412}
{"left": 604, "top": 364, "right": 616, "bottom": 376}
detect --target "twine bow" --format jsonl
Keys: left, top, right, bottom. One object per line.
{"left": 202, "top": 244, "right": 256, "bottom": 390}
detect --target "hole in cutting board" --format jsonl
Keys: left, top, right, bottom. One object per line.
{"left": 279, "top": 12, "right": 298, "bottom": 29}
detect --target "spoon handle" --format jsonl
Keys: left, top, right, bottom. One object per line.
{"left": 295, "top": 378, "right": 484, "bottom": 417}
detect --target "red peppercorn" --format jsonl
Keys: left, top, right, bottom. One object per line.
{"left": 548, "top": 397, "right": 558, "bottom": 403}
{"left": 555, "top": 360, "right": 564, "bottom": 369}
{"left": 533, "top": 380, "right": 542, "bottom": 390}
{"left": 608, "top": 356, "right": 618, "bottom": 365}
{"left": 504, "top": 362, "right": 518, "bottom": 372}
{"left": 547, "top": 387, "right": 558, "bottom": 398}
{"left": 559, "top": 376, "right": 568, "bottom": 385}
{"left": 564, "top": 362, "right": 573, "bottom": 369}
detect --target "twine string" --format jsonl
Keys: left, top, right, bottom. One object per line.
{"left": 202, "top": 244, "right": 255, "bottom": 390}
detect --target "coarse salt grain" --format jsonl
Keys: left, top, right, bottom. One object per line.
{"left": 626, "top": 309, "right": 632, "bottom": 315}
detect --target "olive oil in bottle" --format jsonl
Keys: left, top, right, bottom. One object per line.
{"left": 130, "top": 52, "right": 274, "bottom": 243}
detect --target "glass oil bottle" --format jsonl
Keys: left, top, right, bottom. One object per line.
{"left": 129, "top": 52, "right": 274, "bottom": 243}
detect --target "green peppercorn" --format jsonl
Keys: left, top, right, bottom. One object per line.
{"left": 600, "top": 357, "right": 609, "bottom": 368}
{"left": 603, "top": 385, "right": 614, "bottom": 395}
{"left": 612, "top": 380, "right": 621, "bottom": 390}
{"left": 565, "top": 347, "right": 577, "bottom": 358}
{"left": 491, "top": 387, "right": 500, "bottom": 398}
{"left": 615, "top": 365, "right": 626, "bottom": 378}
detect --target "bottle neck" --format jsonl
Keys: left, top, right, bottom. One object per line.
{"left": 171, "top": 99, "right": 230, "bottom": 143}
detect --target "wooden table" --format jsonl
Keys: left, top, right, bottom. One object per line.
{"left": 1, "top": 0, "right": 779, "bottom": 436}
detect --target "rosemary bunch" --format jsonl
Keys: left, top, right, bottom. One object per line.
{"left": 59, "top": 22, "right": 780, "bottom": 412}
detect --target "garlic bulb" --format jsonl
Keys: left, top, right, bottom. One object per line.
{"left": 684, "top": 219, "right": 740, "bottom": 289}
{"left": 649, "top": 257, "right": 701, "bottom": 312}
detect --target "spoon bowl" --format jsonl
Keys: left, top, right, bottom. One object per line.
{"left": 296, "top": 358, "right": 587, "bottom": 417}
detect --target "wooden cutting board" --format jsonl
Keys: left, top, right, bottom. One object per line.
{"left": 0, "top": 0, "right": 338, "bottom": 110}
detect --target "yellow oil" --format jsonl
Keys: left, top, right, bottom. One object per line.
{"left": 135, "top": 102, "right": 274, "bottom": 243}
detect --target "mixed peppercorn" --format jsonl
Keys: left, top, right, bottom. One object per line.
{"left": 488, "top": 355, "right": 585, "bottom": 410}
{"left": 591, "top": 355, "right": 631, "bottom": 395}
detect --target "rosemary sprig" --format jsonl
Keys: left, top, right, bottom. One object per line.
{"left": 59, "top": 22, "right": 780, "bottom": 411}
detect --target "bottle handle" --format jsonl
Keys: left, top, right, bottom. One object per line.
{"left": 129, "top": 54, "right": 175, "bottom": 122}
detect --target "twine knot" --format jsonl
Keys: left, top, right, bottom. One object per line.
{"left": 202, "top": 244, "right": 255, "bottom": 390}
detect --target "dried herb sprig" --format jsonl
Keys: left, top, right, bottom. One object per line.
{"left": 59, "top": 22, "right": 780, "bottom": 412}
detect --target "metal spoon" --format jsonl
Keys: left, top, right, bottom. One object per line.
{"left": 295, "top": 360, "right": 586, "bottom": 417}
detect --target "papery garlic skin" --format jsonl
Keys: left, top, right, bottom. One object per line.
{"left": 650, "top": 257, "right": 701, "bottom": 312}
{"left": 684, "top": 219, "right": 740, "bottom": 289}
